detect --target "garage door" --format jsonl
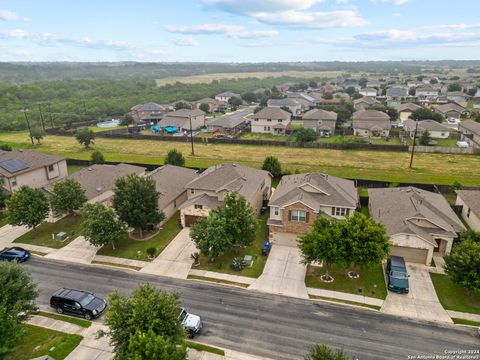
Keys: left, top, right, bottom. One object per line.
{"left": 271, "top": 232, "right": 299, "bottom": 247}
{"left": 390, "top": 246, "right": 428, "bottom": 264}
{"left": 184, "top": 215, "right": 201, "bottom": 227}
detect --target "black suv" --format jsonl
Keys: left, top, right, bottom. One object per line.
{"left": 50, "top": 288, "right": 107, "bottom": 320}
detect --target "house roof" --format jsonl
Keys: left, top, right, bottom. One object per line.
{"left": 416, "top": 85, "right": 436, "bottom": 92}
{"left": 164, "top": 108, "right": 205, "bottom": 118}
{"left": 216, "top": 92, "right": 240, "bottom": 98}
{"left": 302, "top": 108, "right": 338, "bottom": 121}
{"left": 269, "top": 173, "right": 358, "bottom": 211}
{"left": 267, "top": 98, "right": 300, "bottom": 108}
{"left": 352, "top": 110, "right": 391, "bottom": 130}
{"left": 253, "top": 107, "right": 292, "bottom": 120}
{"left": 353, "top": 97, "right": 379, "bottom": 106}
{"left": 459, "top": 119, "right": 480, "bottom": 135}
{"left": 185, "top": 163, "right": 270, "bottom": 202}
{"left": 434, "top": 102, "right": 467, "bottom": 115}
{"left": 360, "top": 87, "right": 377, "bottom": 93}
{"left": 395, "top": 103, "right": 422, "bottom": 113}
{"left": 179, "top": 193, "right": 219, "bottom": 210}
{"left": 149, "top": 165, "right": 198, "bottom": 210}
{"left": 403, "top": 119, "right": 450, "bottom": 132}
{"left": 456, "top": 190, "right": 480, "bottom": 216}
{"left": 353, "top": 109, "right": 390, "bottom": 120}
{"left": 368, "top": 187, "right": 465, "bottom": 244}
{"left": 0, "top": 150, "right": 65, "bottom": 178}
{"left": 131, "top": 102, "right": 165, "bottom": 112}
{"left": 386, "top": 87, "right": 408, "bottom": 97}
{"left": 208, "top": 116, "right": 246, "bottom": 129}
{"left": 44, "top": 163, "right": 146, "bottom": 200}
{"left": 195, "top": 97, "right": 217, "bottom": 104}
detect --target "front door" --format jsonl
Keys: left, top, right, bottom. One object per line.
{"left": 434, "top": 239, "right": 442, "bottom": 253}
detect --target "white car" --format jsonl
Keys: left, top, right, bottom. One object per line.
{"left": 179, "top": 307, "right": 203, "bottom": 337}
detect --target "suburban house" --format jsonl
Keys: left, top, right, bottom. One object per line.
{"left": 395, "top": 103, "right": 422, "bottom": 122}
{"left": 415, "top": 85, "right": 438, "bottom": 101}
{"left": 179, "top": 163, "right": 271, "bottom": 227}
{"left": 359, "top": 88, "right": 377, "bottom": 97}
{"left": 215, "top": 92, "right": 241, "bottom": 102}
{"left": 296, "top": 108, "right": 337, "bottom": 137}
{"left": 352, "top": 109, "right": 391, "bottom": 137}
{"left": 287, "top": 92, "right": 317, "bottom": 111}
{"left": 130, "top": 102, "right": 166, "bottom": 124}
{"left": 160, "top": 109, "right": 206, "bottom": 131}
{"left": 252, "top": 107, "right": 292, "bottom": 135}
{"left": 458, "top": 120, "right": 480, "bottom": 147}
{"left": 446, "top": 91, "right": 470, "bottom": 105}
{"left": 0, "top": 150, "right": 67, "bottom": 192}
{"left": 434, "top": 102, "right": 470, "bottom": 119}
{"left": 368, "top": 187, "right": 466, "bottom": 265}
{"left": 149, "top": 165, "right": 199, "bottom": 222}
{"left": 206, "top": 116, "right": 247, "bottom": 135}
{"left": 191, "top": 97, "right": 224, "bottom": 113}
{"left": 455, "top": 190, "right": 480, "bottom": 231}
{"left": 267, "top": 173, "right": 358, "bottom": 247}
{"left": 385, "top": 87, "right": 408, "bottom": 106}
{"left": 353, "top": 96, "right": 380, "bottom": 110}
{"left": 403, "top": 120, "right": 450, "bottom": 139}
{"left": 267, "top": 98, "right": 301, "bottom": 115}
{"left": 44, "top": 163, "right": 146, "bottom": 207}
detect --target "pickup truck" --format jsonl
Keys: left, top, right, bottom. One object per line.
{"left": 179, "top": 307, "right": 203, "bottom": 338}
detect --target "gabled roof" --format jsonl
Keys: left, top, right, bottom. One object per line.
{"left": 403, "top": 119, "right": 449, "bottom": 132}
{"left": 208, "top": 116, "right": 246, "bottom": 129}
{"left": 368, "top": 187, "right": 465, "bottom": 243}
{"left": 353, "top": 109, "right": 390, "bottom": 120}
{"left": 302, "top": 108, "right": 338, "bottom": 121}
{"left": 353, "top": 97, "right": 379, "bottom": 105}
{"left": 434, "top": 102, "right": 467, "bottom": 114}
{"left": 253, "top": 107, "right": 292, "bottom": 120}
{"left": 267, "top": 98, "right": 300, "bottom": 108}
{"left": 352, "top": 110, "right": 391, "bottom": 130}
{"left": 216, "top": 91, "right": 240, "bottom": 98}
{"left": 456, "top": 190, "right": 480, "bottom": 216}
{"left": 131, "top": 102, "right": 165, "bottom": 112}
{"left": 0, "top": 150, "right": 65, "bottom": 178}
{"left": 269, "top": 173, "right": 358, "bottom": 211}
{"left": 164, "top": 108, "right": 205, "bottom": 118}
{"left": 386, "top": 87, "right": 407, "bottom": 97}
{"left": 395, "top": 103, "right": 422, "bottom": 112}
{"left": 149, "top": 165, "right": 199, "bottom": 210}
{"left": 459, "top": 119, "right": 480, "bottom": 135}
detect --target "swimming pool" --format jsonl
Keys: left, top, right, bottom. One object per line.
{"left": 97, "top": 119, "right": 120, "bottom": 128}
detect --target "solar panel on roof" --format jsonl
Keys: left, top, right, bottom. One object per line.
{"left": 0, "top": 158, "right": 29, "bottom": 174}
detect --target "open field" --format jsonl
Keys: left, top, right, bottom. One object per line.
{"left": 1, "top": 131, "right": 480, "bottom": 185}
{"left": 155, "top": 70, "right": 344, "bottom": 86}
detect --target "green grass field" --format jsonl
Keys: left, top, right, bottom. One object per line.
{"left": 1, "top": 131, "right": 480, "bottom": 185}
{"left": 239, "top": 132, "right": 287, "bottom": 141}
{"left": 195, "top": 213, "right": 269, "bottom": 278}
{"left": 430, "top": 273, "right": 480, "bottom": 315}
{"left": 97, "top": 212, "right": 182, "bottom": 261}
{"left": 38, "top": 311, "right": 92, "bottom": 328}
{"left": 305, "top": 264, "right": 387, "bottom": 300}
{"left": 6, "top": 324, "right": 82, "bottom": 360}
{"left": 14, "top": 215, "right": 83, "bottom": 249}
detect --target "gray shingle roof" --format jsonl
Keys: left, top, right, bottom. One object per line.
{"left": 208, "top": 116, "right": 246, "bottom": 129}
{"left": 403, "top": 119, "right": 449, "bottom": 132}
{"left": 216, "top": 92, "right": 240, "bottom": 98}
{"left": 456, "top": 190, "right": 480, "bottom": 216}
{"left": 267, "top": 98, "right": 300, "bottom": 108}
{"left": 253, "top": 107, "right": 292, "bottom": 121}
{"left": 269, "top": 173, "right": 358, "bottom": 211}
{"left": 386, "top": 87, "right": 407, "bottom": 97}
{"left": 352, "top": 110, "right": 391, "bottom": 131}
{"left": 434, "top": 103, "right": 467, "bottom": 115}
{"left": 303, "top": 109, "right": 337, "bottom": 121}
{"left": 179, "top": 193, "right": 219, "bottom": 210}
{"left": 459, "top": 120, "right": 480, "bottom": 135}
{"left": 395, "top": 103, "right": 422, "bottom": 113}
{"left": 164, "top": 109, "right": 205, "bottom": 118}
{"left": 131, "top": 102, "right": 165, "bottom": 112}
{"left": 353, "top": 97, "right": 379, "bottom": 106}
{"left": 0, "top": 150, "right": 65, "bottom": 178}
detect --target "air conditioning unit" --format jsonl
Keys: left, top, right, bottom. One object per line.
{"left": 55, "top": 232, "right": 68, "bottom": 241}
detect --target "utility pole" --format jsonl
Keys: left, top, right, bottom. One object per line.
{"left": 189, "top": 115, "right": 195, "bottom": 156}
{"left": 409, "top": 120, "right": 419, "bottom": 169}
{"left": 38, "top": 103, "right": 45, "bottom": 131}
{"left": 47, "top": 103, "right": 54, "bottom": 128}
{"left": 22, "top": 108, "right": 34, "bottom": 145}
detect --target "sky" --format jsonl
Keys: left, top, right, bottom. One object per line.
{"left": 0, "top": 0, "right": 480, "bottom": 62}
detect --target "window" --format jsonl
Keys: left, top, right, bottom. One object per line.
{"left": 264, "top": 126, "right": 267, "bottom": 131}
{"left": 274, "top": 207, "right": 279, "bottom": 216}
{"left": 333, "top": 207, "right": 347, "bottom": 217}
{"left": 194, "top": 204, "right": 203, "bottom": 210}
{"left": 290, "top": 210, "right": 307, "bottom": 222}
{"left": 190, "top": 189, "right": 195, "bottom": 194}
{"left": 173, "top": 200, "right": 177, "bottom": 208}
{"left": 11, "top": 177, "right": 17, "bottom": 187}
{"left": 267, "top": 119, "right": 272, "bottom": 122}
{"left": 48, "top": 164, "right": 54, "bottom": 172}
{"left": 278, "top": 119, "right": 282, "bottom": 123}
{"left": 467, "top": 207, "right": 471, "bottom": 218}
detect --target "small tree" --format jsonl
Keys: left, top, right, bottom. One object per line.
{"left": 121, "top": 113, "right": 134, "bottom": 126}
{"left": 410, "top": 108, "right": 444, "bottom": 123}
{"left": 81, "top": 203, "right": 127, "bottom": 250}
{"left": 456, "top": 229, "right": 480, "bottom": 245}
{"left": 241, "top": 92, "right": 257, "bottom": 103}
{"left": 6, "top": 186, "right": 49, "bottom": 228}
{"left": 0, "top": 262, "right": 38, "bottom": 357}
{"left": 175, "top": 101, "right": 191, "bottom": 110}
{"left": 76, "top": 128, "right": 95, "bottom": 148}
{"left": 103, "top": 284, "right": 186, "bottom": 359}
{"left": 280, "top": 105, "right": 293, "bottom": 114}
{"left": 296, "top": 128, "right": 318, "bottom": 143}
{"left": 444, "top": 240, "right": 480, "bottom": 295}
{"left": 190, "top": 212, "right": 231, "bottom": 260}
{"left": 199, "top": 103, "right": 210, "bottom": 113}
{"left": 90, "top": 150, "right": 105, "bottom": 164}
{"left": 447, "top": 83, "right": 462, "bottom": 92}
{"left": 304, "top": 344, "right": 349, "bottom": 360}
{"left": 451, "top": 181, "right": 462, "bottom": 191}
{"left": 228, "top": 97, "right": 242, "bottom": 110}
{"left": 164, "top": 149, "right": 185, "bottom": 167}
{"left": 50, "top": 179, "right": 87, "bottom": 215}
{"left": 0, "top": 189, "right": 9, "bottom": 210}
{"left": 262, "top": 156, "right": 282, "bottom": 178}
{"left": 419, "top": 130, "right": 432, "bottom": 146}
{"left": 30, "top": 128, "right": 44, "bottom": 144}
{"left": 112, "top": 174, "right": 164, "bottom": 238}
{"left": 0, "top": 143, "right": 12, "bottom": 151}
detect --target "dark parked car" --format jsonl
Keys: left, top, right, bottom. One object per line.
{"left": 50, "top": 288, "right": 107, "bottom": 320}
{"left": 0, "top": 247, "right": 30, "bottom": 262}
{"left": 386, "top": 256, "right": 410, "bottom": 294}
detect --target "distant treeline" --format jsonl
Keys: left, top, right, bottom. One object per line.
{"left": 1, "top": 60, "right": 480, "bottom": 83}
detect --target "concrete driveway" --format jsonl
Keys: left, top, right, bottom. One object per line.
{"left": 381, "top": 263, "right": 452, "bottom": 323}
{"left": 140, "top": 228, "right": 196, "bottom": 279}
{"left": 249, "top": 244, "right": 308, "bottom": 299}
{"left": 0, "top": 224, "right": 31, "bottom": 248}
{"left": 45, "top": 236, "right": 99, "bottom": 264}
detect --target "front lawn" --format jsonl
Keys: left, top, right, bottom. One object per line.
{"left": 239, "top": 132, "right": 287, "bottom": 141}
{"left": 6, "top": 324, "right": 82, "bottom": 360}
{"left": 430, "top": 273, "right": 480, "bottom": 315}
{"left": 305, "top": 264, "right": 387, "bottom": 300}
{"left": 38, "top": 311, "right": 91, "bottom": 328}
{"left": 97, "top": 212, "right": 182, "bottom": 261}
{"left": 194, "top": 213, "right": 269, "bottom": 278}
{"left": 14, "top": 215, "right": 83, "bottom": 249}
{"left": 0, "top": 212, "right": 8, "bottom": 227}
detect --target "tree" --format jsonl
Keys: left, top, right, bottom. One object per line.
{"left": 351, "top": 92, "right": 362, "bottom": 100}
{"left": 341, "top": 212, "right": 389, "bottom": 277}
{"left": 6, "top": 186, "right": 49, "bottom": 228}
{"left": 419, "top": 130, "right": 432, "bottom": 146}
{"left": 309, "top": 80, "right": 318, "bottom": 89}
{"left": 190, "top": 212, "right": 231, "bottom": 259}
{"left": 280, "top": 105, "right": 292, "bottom": 114}
{"left": 0, "top": 262, "right": 38, "bottom": 356}
{"left": 408, "top": 87, "right": 416, "bottom": 96}
{"left": 50, "top": 179, "right": 87, "bottom": 215}
{"left": 447, "top": 83, "right": 462, "bottom": 92}
{"left": 254, "top": 105, "right": 265, "bottom": 114}
{"left": 345, "top": 87, "right": 356, "bottom": 96}
{"left": 0, "top": 143, "right": 12, "bottom": 151}
{"left": 0, "top": 189, "right": 9, "bottom": 210}
{"left": 456, "top": 229, "right": 480, "bottom": 245}
{"left": 358, "top": 78, "right": 368, "bottom": 88}
{"left": 103, "top": 284, "right": 186, "bottom": 359}
{"left": 121, "top": 113, "right": 134, "bottom": 126}
{"left": 384, "top": 107, "right": 398, "bottom": 121}
{"left": 164, "top": 149, "right": 185, "bottom": 167}
{"left": 112, "top": 174, "right": 164, "bottom": 238}
{"left": 175, "top": 101, "right": 191, "bottom": 110}
{"left": 298, "top": 217, "right": 345, "bottom": 281}
{"left": 410, "top": 108, "right": 444, "bottom": 123}
{"left": 81, "top": 203, "right": 126, "bottom": 250}
{"left": 76, "top": 128, "right": 95, "bottom": 148}
{"left": 90, "top": 149, "right": 105, "bottom": 164}
{"left": 228, "top": 97, "right": 242, "bottom": 110}
{"left": 30, "top": 128, "right": 44, "bottom": 144}
{"left": 304, "top": 344, "right": 349, "bottom": 360}
{"left": 262, "top": 156, "right": 282, "bottom": 178}
{"left": 467, "top": 87, "right": 477, "bottom": 97}
{"left": 323, "top": 92, "right": 333, "bottom": 100}
{"left": 241, "top": 92, "right": 257, "bottom": 103}
{"left": 430, "top": 79, "right": 438, "bottom": 84}
{"left": 295, "top": 128, "right": 318, "bottom": 143}
{"left": 199, "top": 103, "right": 210, "bottom": 113}
{"left": 444, "top": 240, "right": 480, "bottom": 295}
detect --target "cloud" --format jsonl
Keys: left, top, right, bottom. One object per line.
{"left": 201, "top": 0, "right": 324, "bottom": 14}
{"left": 0, "top": 9, "right": 28, "bottom": 21}
{"left": 164, "top": 23, "right": 278, "bottom": 38}
{"left": 371, "top": 0, "right": 411, "bottom": 5}
{"left": 173, "top": 37, "right": 199, "bottom": 46}
{"left": 0, "top": 28, "right": 29, "bottom": 38}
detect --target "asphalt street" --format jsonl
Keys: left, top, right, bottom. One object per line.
{"left": 25, "top": 257, "right": 479, "bottom": 360}
{"left": 205, "top": 106, "right": 254, "bottom": 125}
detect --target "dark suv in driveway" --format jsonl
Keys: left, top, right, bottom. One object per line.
{"left": 50, "top": 288, "right": 107, "bottom": 320}
{"left": 386, "top": 256, "right": 410, "bottom": 294}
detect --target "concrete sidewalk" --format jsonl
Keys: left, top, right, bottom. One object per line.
{"left": 0, "top": 224, "right": 31, "bottom": 247}
{"left": 307, "top": 287, "right": 384, "bottom": 307}
{"left": 45, "top": 236, "right": 99, "bottom": 264}
{"left": 189, "top": 269, "right": 255, "bottom": 285}
{"left": 447, "top": 310, "right": 480, "bottom": 323}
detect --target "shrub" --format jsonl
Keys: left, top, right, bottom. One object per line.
{"left": 146, "top": 247, "right": 157, "bottom": 258}
{"left": 230, "top": 257, "right": 246, "bottom": 271}
{"left": 90, "top": 150, "right": 105, "bottom": 165}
